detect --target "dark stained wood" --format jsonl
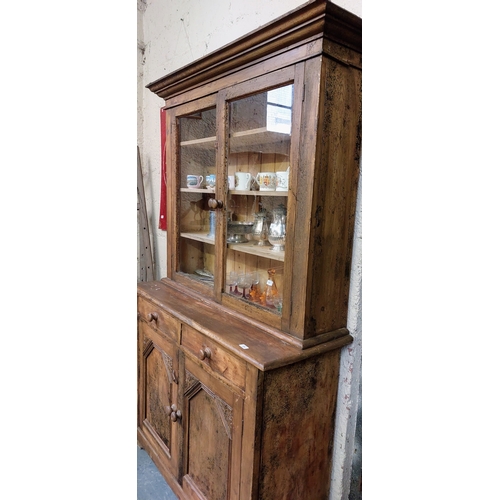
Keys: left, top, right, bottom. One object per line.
{"left": 138, "top": 1, "right": 361, "bottom": 497}
{"left": 181, "top": 324, "right": 247, "bottom": 391}
{"left": 280, "top": 60, "right": 305, "bottom": 336}
{"left": 258, "top": 349, "right": 341, "bottom": 499}
{"left": 139, "top": 279, "right": 352, "bottom": 371}
{"left": 164, "top": 39, "right": 324, "bottom": 110}
{"left": 138, "top": 279, "right": 351, "bottom": 499}
{"left": 166, "top": 109, "right": 176, "bottom": 279}
{"left": 285, "top": 55, "right": 323, "bottom": 339}
{"left": 160, "top": 13, "right": 361, "bottom": 343}
{"left": 137, "top": 322, "right": 181, "bottom": 482}
{"left": 239, "top": 365, "right": 264, "bottom": 499}
{"left": 304, "top": 54, "right": 362, "bottom": 338}
{"left": 182, "top": 356, "right": 244, "bottom": 500}
{"left": 138, "top": 296, "right": 181, "bottom": 343}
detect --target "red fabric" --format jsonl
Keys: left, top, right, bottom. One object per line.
{"left": 159, "top": 107, "right": 167, "bottom": 230}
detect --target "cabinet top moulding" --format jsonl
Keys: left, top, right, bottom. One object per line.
{"left": 146, "top": 0, "right": 361, "bottom": 101}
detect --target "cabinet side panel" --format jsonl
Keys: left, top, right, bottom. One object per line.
{"left": 258, "top": 349, "right": 341, "bottom": 500}
{"left": 306, "top": 56, "right": 362, "bottom": 337}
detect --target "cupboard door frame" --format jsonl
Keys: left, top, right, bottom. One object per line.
{"left": 217, "top": 64, "right": 305, "bottom": 332}
{"left": 180, "top": 353, "right": 244, "bottom": 500}
{"left": 167, "top": 94, "right": 219, "bottom": 299}
{"left": 138, "top": 321, "right": 181, "bottom": 482}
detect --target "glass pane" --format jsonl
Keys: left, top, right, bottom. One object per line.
{"left": 225, "top": 84, "right": 293, "bottom": 314}
{"left": 178, "top": 107, "right": 217, "bottom": 287}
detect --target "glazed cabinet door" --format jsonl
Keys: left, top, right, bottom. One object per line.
{"left": 218, "top": 67, "right": 299, "bottom": 330}
{"left": 166, "top": 66, "right": 302, "bottom": 332}
{"left": 138, "top": 321, "right": 181, "bottom": 482}
{"left": 180, "top": 354, "right": 244, "bottom": 500}
{"left": 167, "top": 95, "right": 220, "bottom": 299}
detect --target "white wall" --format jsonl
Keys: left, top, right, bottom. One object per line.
{"left": 137, "top": 1, "right": 362, "bottom": 498}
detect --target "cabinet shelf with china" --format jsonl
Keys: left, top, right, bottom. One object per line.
{"left": 180, "top": 188, "right": 287, "bottom": 197}
{"left": 228, "top": 189, "right": 287, "bottom": 197}
{"left": 139, "top": 1, "right": 361, "bottom": 498}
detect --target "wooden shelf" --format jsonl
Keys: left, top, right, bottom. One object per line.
{"left": 231, "top": 127, "right": 290, "bottom": 153}
{"left": 181, "top": 232, "right": 284, "bottom": 261}
{"left": 227, "top": 241, "right": 285, "bottom": 261}
{"left": 180, "top": 136, "right": 216, "bottom": 148}
{"left": 180, "top": 232, "right": 215, "bottom": 245}
{"left": 180, "top": 188, "right": 287, "bottom": 196}
{"left": 179, "top": 127, "right": 290, "bottom": 153}
{"left": 180, "top": 188, "right": 215, "bottom": 194}
{"left": 229, "top": 189, "right": 287, "bottom": 197}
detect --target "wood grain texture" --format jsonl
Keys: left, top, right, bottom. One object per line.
{"left": 161, "top": 13, "right": 361, "bottom": 343}
{"left": 283, "top": 56, "right": 322, "bottom": 339}
{"left": 138, "top": 296, "right": 181, "bottom": 343}
{"left": 138, "top": 281, "right": 350, "bottom": 499}
{"left": 138, "top": 321, "right": 181, "bottom": 481}
{"left": 138, "top": 279, "right": 352, "bottom": 370}
{"left": 304, "top": 56, "right": 361, "bottom": 338}
{"left": 258, "top": 349, "right": 341, "bottom": 499}
{"left": 163, "top": 39, "right": 324, "bottom": 110}
{"left": 181, "top": 324, "right": 247, "bottom": 390}
{"left": 139, "top": 2, "right": 361, "bottom": 497}
{"left": 182, "top": 356, "right": 244, "bottom": 500}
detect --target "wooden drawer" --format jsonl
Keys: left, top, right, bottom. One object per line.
{"left": 137, "top": 297, "right": 180, "bottom": 342}
{"left": 181, "top": 325, "right": 246, "bottom": 391}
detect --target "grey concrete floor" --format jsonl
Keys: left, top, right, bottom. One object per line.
{"left": 137, "top": 446, "right": 178, "bottom": 500}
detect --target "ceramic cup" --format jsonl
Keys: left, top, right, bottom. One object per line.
{"left": 256, "top": 172, "right": 277, "bottom": 191}
{"left": 228, "top": 175, "right": 235, "bottom": 190}
{"left": 205, "top": 174, "right": 216, "bottom": 190}
{"left": 187, "top": 174, "right": 203, "bottom": 189}
{"left": 276, "top": 170, "right": 289, "bottom": 191}
{"left": 234, "top": 172, "right": 252, "bottom": 190}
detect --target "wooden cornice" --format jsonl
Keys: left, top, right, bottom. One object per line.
{"left": 146, "top": 0, "right": 361, "bottom": 100}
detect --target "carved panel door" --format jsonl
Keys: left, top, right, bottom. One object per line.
{"left": 181, "top": 356, "right": 245, "bottom": 500}
{"left": 138, "top": 322, "right": 181, "bottom": 481}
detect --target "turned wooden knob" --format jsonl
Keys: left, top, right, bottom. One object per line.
{"left": 166, "top": 404, "right": 181, "bottom": 422}
{"left": 208, "top": 198, "right": 223, "bottom": 209}
{"left": 147, "top": 312, "right": 158, "bottom": 322}
{"left": 170, "top": 408, "right": 182, "bottom": 422}
{"left": 198, "top": 347, "right": 212, "bottom": 360}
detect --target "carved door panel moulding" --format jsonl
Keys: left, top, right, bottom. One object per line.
{"left": 185, "top": 369, "right": 233, "bottom": 439}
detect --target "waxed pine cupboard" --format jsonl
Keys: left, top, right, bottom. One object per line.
{"left": 137, "top": 1, "right": 361, "bottom": 498}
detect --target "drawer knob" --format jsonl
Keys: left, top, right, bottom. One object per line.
{"left": 147, "top": 312, "right": 159, "bottom": 322}
{"left": 198, "top": 347, "right": 212, "bottom": 360}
